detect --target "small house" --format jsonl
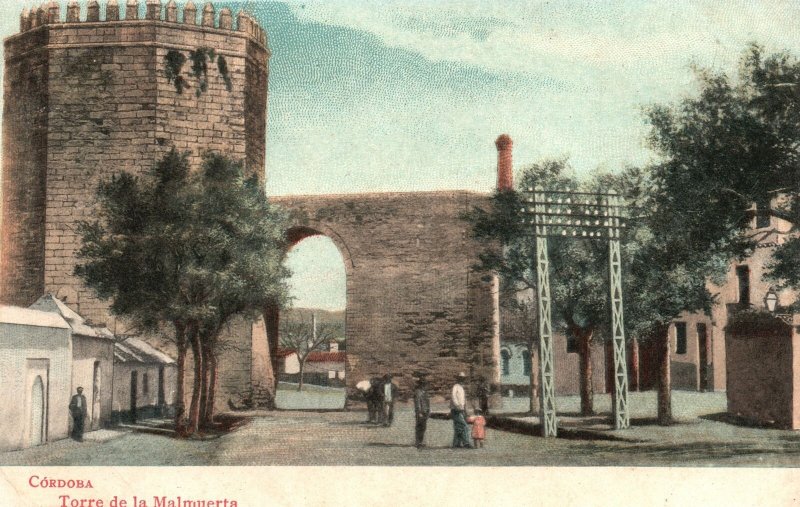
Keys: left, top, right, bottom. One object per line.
{"left": 0, "top": 306, "right": 72, "bottom": 451}
{"left": 30, "top": 294, "right": 115, "bottom": 430}
{"left": 112, "top": 337, "right": 177, "bottom": 423}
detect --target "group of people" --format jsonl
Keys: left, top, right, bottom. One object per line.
{"left": 362, "top": 371, "right": 488, "bottom": 449}
{"left": 446, "top": 372, "right": 486, "bottom": 449}
{"left": 364, "top": 374, "right": 398, "bottom": 427}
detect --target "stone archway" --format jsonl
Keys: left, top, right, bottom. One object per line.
{"left": 263, "top": 224, "right": 354, "bottom": 396}
{"left": 269, "top": 191, "right": 499, "bottom": 397}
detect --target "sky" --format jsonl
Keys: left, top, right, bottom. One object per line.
{"left": 2, "top": 0, "right": 800, "bottom": 311}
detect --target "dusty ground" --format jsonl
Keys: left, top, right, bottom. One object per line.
{"left": 3, "top": 391, "right": 800, "bottom": 466}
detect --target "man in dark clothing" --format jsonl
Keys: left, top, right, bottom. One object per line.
{"left": 413, "top": 373, "right": 431, "bottom": 448}
{"left": 69, "top": 387, "right": 88, "bottom": 442}
{"left": 367, "top": 377, "right": 384, "bottom": 424}
{"left": 476, "top": 375, "right": 490, "bottom": 415}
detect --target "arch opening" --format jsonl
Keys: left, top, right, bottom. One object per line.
{"left": 271, "top": 227, "right": 348, "bottom": 409}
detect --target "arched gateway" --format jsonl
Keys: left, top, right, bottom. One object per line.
{"left": 266, "top": 191, "right": 500, "bottom": 396}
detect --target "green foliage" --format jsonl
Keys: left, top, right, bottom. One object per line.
{"left": 466, "top": 159, "right": 610, "bottom": 337}
{"left": 164, "top": 50, "right": 189, "bottom": 94}
{"left": 164, "top": 47, "right": 233, "bottom": 97}
{"left": 75, "top": 149, "right": 290, "bottom": 337}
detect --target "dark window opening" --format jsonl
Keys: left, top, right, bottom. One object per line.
{"left": 675, "top": 322, "right": 687, "bottom": 355}
{"left": 501, "top": 350, "right": 511, "bottom": 375}
{"left": 736, "top": 265, "right": 750, "bottom": 306}
{"left": 566, "top": 333, "right": 578, "bottom": 353}
{"left": 142, "top": 372, "right": 149, "bottom": 395}
{"left": 522, "top": 350, "right": 532, "bottom": 376}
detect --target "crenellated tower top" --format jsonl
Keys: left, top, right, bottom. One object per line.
{"left": 15, "top": 1, "right": 267, "bottom": 48}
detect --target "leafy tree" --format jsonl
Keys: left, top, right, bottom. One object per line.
{"left": 279, "top": 313, "right": 338, "bottom": 391}
{"left": 76, "top": 149, "right": 289, "bottom": 434}
{"left": 467, "top": 159, "right": 612, "bottom": 416}
{"left": 641, "top": 44, "right": 800, "bottom": 424}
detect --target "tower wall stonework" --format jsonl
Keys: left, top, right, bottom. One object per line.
{"left": 1, "top": 3, "right": 270, "bottom": 410}
{"left": 273, "top": 191, "right": 499, "bottom": 397}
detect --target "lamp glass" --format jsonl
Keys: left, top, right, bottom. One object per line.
{"left": 765, "top": 291, "right": 778, "bottom": 313}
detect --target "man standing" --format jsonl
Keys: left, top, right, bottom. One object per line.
{"left": 69, "top": 387, "right": 88, "bottom": 442}
{"left": 450, "top": 372, "right": 471, "bottom": 448}
{"left": 476, "top": 375, "right": 490, "bottom": 415}
{"left": 413, "top": 373, "right": 431, "bottom": 448}
{"left": 382, "top": 374, "right": 397, "bottom": 427}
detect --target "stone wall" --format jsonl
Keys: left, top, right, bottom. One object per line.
{"left": 1, "top": 2, "right": 270, "bottom": 410}
{"left": 273, "top": 191, "right": 500, "bottom": 398}
{"left": 726, "top": 317, "right": 794, "bottom": 428}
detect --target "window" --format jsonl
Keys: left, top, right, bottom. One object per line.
{"left": 522, "top": 349, "right": 532, "bottom": 376}
{"left": 736, "top": 265, "right": 750, "bottom": 306}
{"left": 142, "top": 373, "right": 149, "bottom": 395}
{"left": 675, "top": 322, "right": 687, "bottom": 355}
{"left": 501, "top": 349, "right": 511, "bottom": 375}
{"left": 566, "top": 333, "right": 578, "bottom": 353}
{"left": 328, "top": 370, "right": 336, "bottom": 379}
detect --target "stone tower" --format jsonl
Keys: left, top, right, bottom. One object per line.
{"left": 1, "top": 1, "right": 270, "bottom": 318}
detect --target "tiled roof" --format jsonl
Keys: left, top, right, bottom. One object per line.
{"left": 276, "top": 348, "right": 297, "bottom": 358}
{"left": 29, "top": 294, "right": 114, "bottom": 340}
{"left": 115, "top": 337, "right": 175, "bottom": 365}
{"left": 307, "top": 351, "right": 346, "bottom": 363}
{"left": 0, "top": 305, "right": 70, "bottom": 330}
{"left": 276, "top": 348, "right": 346, "bottom": 363}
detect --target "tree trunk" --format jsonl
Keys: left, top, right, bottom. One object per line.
{"left": 198, "top": 338, "right": 210, "bottom": 428}
{"left": 203, "top": 342, "right": 218, "bottom": 427}
{"left": 173, "top": 322, "right": 188, "bottom": 435}
{"left": 630, "top": 335, "right": 640, "bottom": 392}
{"left": 298, "top": 360, "right": 305, "bottom": 391}
{"left": 656, "top": 325, "right": 672, "bottom": 426}
{"left": 575, "top": 326, "right": 595, "bottom": 416}
{"left": 188, "top": 327, "right": 203, "bottom": 434}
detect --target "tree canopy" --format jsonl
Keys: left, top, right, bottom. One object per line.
{"left": 76, "top": 149, "right": 290, "bottom": 433}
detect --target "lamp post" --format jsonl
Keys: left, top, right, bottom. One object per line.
{"left": 765, "top": 288, "right": 793, "bottom": 326}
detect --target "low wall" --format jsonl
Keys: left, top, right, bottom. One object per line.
{"left": 726, "top": 315, "right": 795, "bottom": 428}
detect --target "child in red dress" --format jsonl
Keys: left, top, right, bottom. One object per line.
{"left": 466, "top": 409, "right": 487, "bottom": 448}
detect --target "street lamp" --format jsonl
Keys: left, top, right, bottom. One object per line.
{"left": 765, "top": 289, "right": 778, "bottom": 313}
{"left": 765, "top": 288, "right": 793, "bottom": 326}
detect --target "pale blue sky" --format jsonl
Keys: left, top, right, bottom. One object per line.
{"left": 2, "top": 1, "right": 799, "bottom": 311}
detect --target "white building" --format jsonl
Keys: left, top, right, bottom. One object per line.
{"left": 113, "top": 337, "right": 177, "bottom": 423}
{"left": 29, "top": 295, "right": 115, "bottom": 430}
{"left": 0, "top": 306, "right": 72, "bottom": 451}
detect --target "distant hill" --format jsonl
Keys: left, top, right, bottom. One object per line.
{"left": 283, "top": 307, "right": 344, "bottom": 326}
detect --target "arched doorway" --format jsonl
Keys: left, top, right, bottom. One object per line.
{"left": 270, "top": 226, "right": 348, "bottom": 409}
{"left": 29, "top": 376, "right": 45, "bottom": 447}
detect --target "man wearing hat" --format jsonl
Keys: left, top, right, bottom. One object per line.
{"left": 69, "top": 387, "right": 88, "bottom": 442}
{"left": 413, "top": 372, "right": 431, "bottom": 448}
{"left": 451, "top": 372, "right": 471, "bottom": 448}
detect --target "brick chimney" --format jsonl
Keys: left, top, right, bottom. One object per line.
{"left": 495, "top": 134, "right": 513, "bottom": 191}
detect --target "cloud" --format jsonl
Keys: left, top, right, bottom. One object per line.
{"left": 288, "top": 0, "right": 800, "bottom": 83}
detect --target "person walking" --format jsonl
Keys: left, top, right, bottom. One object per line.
{"left": 382, "top": 374, "right": 397, "bottom": 427}
{"left": 450, "top": 372, "right": 471, "bottom": 448}
{"left": 413, "top": 373, "right": 431, "bottom": 448}
{"left": 69, "top": 387, "right": 88, "bottom": 442}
